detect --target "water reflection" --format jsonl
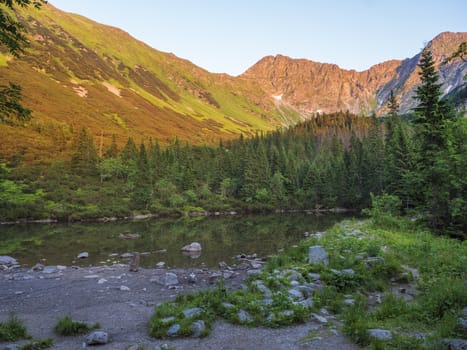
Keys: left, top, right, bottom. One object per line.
{"left": 0, "top": 213, "right": 351, "bottom": 268}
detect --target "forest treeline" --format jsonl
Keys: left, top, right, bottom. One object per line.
{"left": 0, "top": 49, "right": 465, "bottom": 238}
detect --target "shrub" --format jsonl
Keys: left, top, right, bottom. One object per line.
{"left": 0, "top": 315, "right": 28, "bottom": 341}
{"left": 18, "top": 338, "right": 53, "bottom": 350}
{"left": 53, "top": 316, "right": 100, "bottom": 336}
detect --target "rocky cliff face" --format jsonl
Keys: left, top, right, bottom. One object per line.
{"left": 241, "top": 32, "right": 467, "bottom": 115}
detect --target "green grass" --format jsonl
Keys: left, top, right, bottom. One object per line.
{"left": 0, "top": 315, "right": 29, "bottom": 341}
{"left": 148, "top": 216, "right": 467, "bottom": 346}
{"left": 53, "top": 316, "right": 100, "bottom": 336}
{"left": 18, "top": 338, "right": 54, "bottom": 350}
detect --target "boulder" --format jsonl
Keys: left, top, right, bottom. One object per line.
{"left": 0, "top": 256, "right": 18, "bottom": 266}
{"left": 85, "top": 331, "right": 109, "bottom": 345}
{"left": 181, "top": 242, "right": 202, "bottom": 252}
{"left": 307, "top": 246, "right": 329, "bottom": 266}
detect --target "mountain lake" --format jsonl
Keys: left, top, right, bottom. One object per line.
{"left": 0, "top": 213, "right": 352, "bottom": 269}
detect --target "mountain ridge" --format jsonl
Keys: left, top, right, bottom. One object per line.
{"left": 0, "top": 3, "right": 465, "bottom": 162}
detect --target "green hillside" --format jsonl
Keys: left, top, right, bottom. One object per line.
{"left": 0, "top": 4, "right": 298, "bottom": 162}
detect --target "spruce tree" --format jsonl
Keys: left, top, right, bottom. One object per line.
{"left": 412, "top": 47, "right": 456, "bottom": 230}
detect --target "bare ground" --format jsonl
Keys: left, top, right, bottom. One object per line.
{"left": 0, "top": 265, "right": 359, "bottom": 350}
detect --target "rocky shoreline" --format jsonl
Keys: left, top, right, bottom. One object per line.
{"left": 0, "top": 255, "right": 358, "bottom": 350}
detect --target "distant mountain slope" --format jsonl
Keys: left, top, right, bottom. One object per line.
{"left": 241, "top": 32, "right": 467, "bottom": 115}
{"left": 0, "top": 4, "right": 295, "bottom": 161}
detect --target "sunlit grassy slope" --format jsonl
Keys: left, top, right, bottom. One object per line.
{"left": 0, "top": 4, "right": 301, "bottom": 162}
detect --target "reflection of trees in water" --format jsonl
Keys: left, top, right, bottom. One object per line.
{"left": 1, "top": 214, "right": 350, "bottom": 268}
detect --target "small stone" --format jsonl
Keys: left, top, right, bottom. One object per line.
{"left": 307, "top": 246, "right": 329, "bottom": 265}
{"left": 223, "top": 271, "right": 235, "bottom": 279}
{"left": 77, "top": 252, "right": 89, "bottom": 259}
{"left": 280, "top": 310, "right": 294, "bottom": 317}
{"left": 156, "top": 261, "right": 165, "bottom": 268}
{"left": 219, "top": 261, "right": 230, "bottom": 269}
{"left": 31, "top": 263, "right": 44, "bottom": 272}
{"left": 121, "top": 253, "right": 134, "bottom": 258}
{"left": 191, "top": 320, "right": 206, "bottom": 337}
{"left": 222, "top": 302, "right": 235, "bottom": 309}
{"left": 208, "top": 273, "right": 222, "bottom": 285}
{"left": 246, "top": 269, "right": 262, "bottom": 276}
{"left": 85, "top": 331, "right": 109, "bottom": 345}
{"left": 161, "top": 316, "right": 175, "bottom": 324}
{"left": 3, "top": 345, "right": 19, "bottom": 350}
{"left": 151, "top": 272, "right": 178, "bottom": 286}
{"left": 288, "top": 289, "right": 303, "bottom": 300}
{"left": 167, "top": 323, "right": 180, "bottom": 336}
{"left": 307, "top": 273, "right": 321, "bottom": 281}
{"left": 344, "top": 299, "right": 355, "bottom": 306}
{"left": 84, "top": 274, "right": 100, "bottom": 279}
{"left": 238, "top": 309, "right": 253, "bottom": 323}
{"left": 42, "top": 266, "right": 60, "bottom": 274}
{"left": 312, "top": 313, "right": 328, "bottom": 324}
{"left": 183, "top": 307, "right": 203, "bottom": 318}
{"left": 188, "top": 272, "right": 197, "bottom": 283}
{"left": 368, "top": 329, "right": 393, "bottom": 340}
{"left": 296, "top": 298, "right": 314, "bottom": 308}
{"left": 365, "top": 257, "right": 386, "bottom": 269}
{"left": 97, "top": 278, "right": 107, "bottom": 284}
{"left": 250, "top": 261, "right": 263, "bottom": 269}
{"left": 120, "top": 285, "right": 130, "bottom": 291}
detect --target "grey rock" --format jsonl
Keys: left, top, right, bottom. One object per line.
{"left": 223, "top": 270, "right": 235, "bottom": 279}
{"left": 121, "top": 253, "right": 134, "bottom": 258}
{"left": 252, "top": 281, "right": 272, "bottom": 297}
{"left": 3, "top": 344, "right": 19, "bottom": 350}
{"left": 31, "top": 263, "right": 44, "bottom": 272}
{"left": 307, "top": 273, "right": 321, "bottom": 281}
{"left": 151, "top": 272, "right": 178, "bottom": 286}
{"left": 295, "top": 298, "right": 314, "bottom": 308}
{"left": 208, "top": 273, "right": 222, "bottom": 284}
{"left": 288, "top": 288, "right": 303, "bottom": 300}
{"left": 238, "top": 309, "right": 253, "bottom": 323}
{"left": 368, "top": 329, "right": 393, "bottom": 340}
{"left": 279, "top": 269, "right": 302, "bottom": 281}
{"left": 160, "top": 316, "right": 175, "bottom": 324}
{"left": 457, "top": 316, "right": 467, "bottom": 332}
{"left": 258, "top": 299, "right": 273, "bottom": 305}
{"left": 442, "top": 339, "right": 467, "bottom": 350}
{"left": 85, "top": 331, "right": 109, "bottom": 345}
{"left": 344, "top": 298, "right": 355, "bottom": 306}
{"left": 246, "top": 269, "right": 262, "bottom": 276}
{"left": 307, "top": 246, "right": 329, "bottom": 266}
{"left": 188, "top": 272, "right": 197, "bottom": 283}
{"left": 191, "top": 320, "right": 206, "bottom": 337}
{"left": 0, "top": 256, "right": 18, "bottom": 266}
{"left": 181, "top": 242, "right": 202, "bottom": 252}
{"left": 342, "top": 269, "right": 355, "bottom": 275}
{"left": 183, "top": 307, "right": 203, "bottom": 318}
{"left": 280, "top": 310, "right": 294, "bottom": 317}
{"left": 42, "top": 266, "right": 60, "bottom": 274}
{"left": 250, "top": 261, "right": 263, "bottom": 269}
{"left": 222, "top": 302, "right": 235, "bottom": 309}
{"left": 294, "top": 284, "right": 315, "bottom": 298}
{"left": 312, "top": 313, "right": 328, "bottom": 324}
{"left": 156, "top": 261, "right": 165, "bottom": 268}
{"left": 167, "top": 323, "right": 180, "bottom": 336}
{"left": 77, "top": 252, "right": 89, "bottom": 259}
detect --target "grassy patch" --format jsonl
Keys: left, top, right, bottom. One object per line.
{"left": 0, "top": 315, "right": 29, "bottom": 341}
{"left": 53, "top": 316, "right": 100, "bottom": 336}
{"left": 18, "top": 338, "right": 54, "bottom": 350}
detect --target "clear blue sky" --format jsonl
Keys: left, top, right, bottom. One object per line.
{"left": 50, "top": 0, "right": 466, "bottom": 76}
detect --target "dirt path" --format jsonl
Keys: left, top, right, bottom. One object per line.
{"left": 0, "top": 265, "right": 358, "bottom": 350}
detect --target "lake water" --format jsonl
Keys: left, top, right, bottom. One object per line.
{"left": 0, "top": 213, "right": 351, "bottom": 269}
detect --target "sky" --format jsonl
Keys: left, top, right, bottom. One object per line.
{"left": 49, "top": 0, "right": 466, "bottom": 76}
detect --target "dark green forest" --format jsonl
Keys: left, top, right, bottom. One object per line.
{"left": 1, "top": 49, "right": 466, "bottom": 238}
